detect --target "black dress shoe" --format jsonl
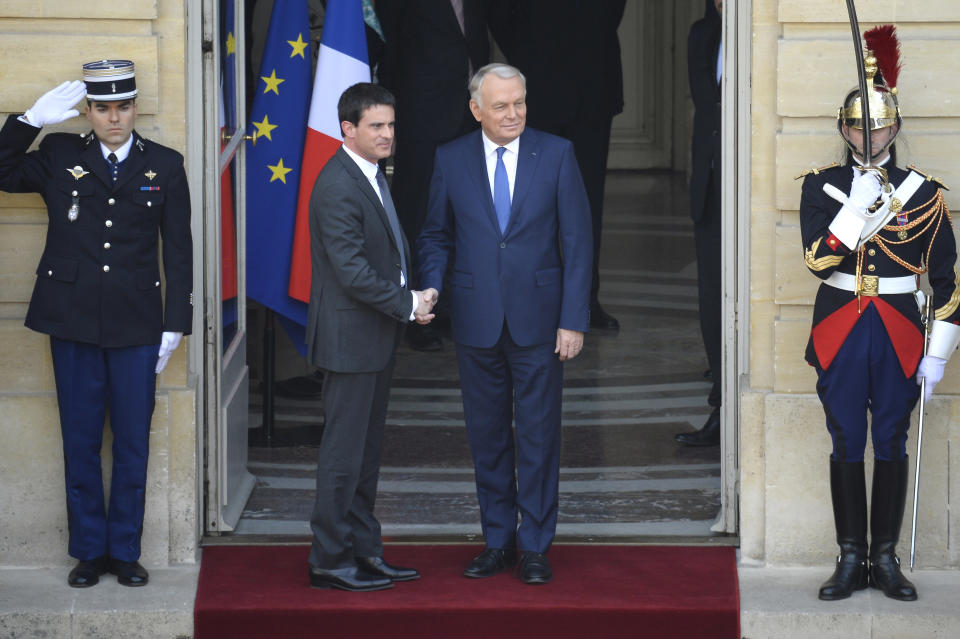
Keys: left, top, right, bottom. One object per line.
{"left": 406, "top": 324, "right": 443, "bottom": 352}
{"left": 108, "top": 559, "right": 149, "bottom": 587}
{"left": 356, "top": 556, "right": 420, "bottom": 582}
{"left": 463, "top": 548, "right": 517, "bottom": 579}
{"left": 68, "top": 556, "right": 108, "bottom": 588}
{"left": 308, "top": 566, "right": 393, "bottom": 592}
{"left": 518, "top": 551, "right": 553, "bottom": 585}
{"left": 675, "top": 407, "right": 721, "bottom": 446}
{"left": 589, "top": 302, "right": 620, "bottom": 331}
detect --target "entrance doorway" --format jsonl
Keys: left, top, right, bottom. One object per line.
{"left": 205, "top": 0, "right": 742, "bottom": 543}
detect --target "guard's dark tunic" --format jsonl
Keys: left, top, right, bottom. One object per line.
{"left": 0, "top": 115, "right": 192, "bottom": 346}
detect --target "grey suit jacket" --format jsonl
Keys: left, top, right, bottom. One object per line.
{"left": 305, "top": 147, "right": 411, "bottom": 373}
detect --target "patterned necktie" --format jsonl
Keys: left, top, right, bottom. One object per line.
{"left": 107, "top": 152, "right": 120, "bottom": 183}
{"left": 375, "top": 169, "right": 408, "bottom": 284}
{"left": 493, "top": 146, "right": 511, "bottom": 234}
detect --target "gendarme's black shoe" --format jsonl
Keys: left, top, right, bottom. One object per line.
{"left": 869, "top": 547, "right": 917, "bottom": 601}
{"left": 463, "top": 548, "right": 517, "bottom": 579}
{"left": 356, "top": 556, "right": 420, "bottom": 582}
{"left": 675, "top": 407, "right": 721, "bottom": 446}
{"left": 308, "top": 566, "right": 393, "bottom": 592}
{"left": 869, "top": 458, "right": 917, "bottom": 601}
{"left": 589, "top": 302, "right": 620, "bottom": 331}
{"left": 68, "top": 556, "right": 108, "bottom": 588}
{"left": 518, "top": 551, "right": 553, "bottom": 585}
{"left": 109, "top": 559, "right": 149, "bottom": 587}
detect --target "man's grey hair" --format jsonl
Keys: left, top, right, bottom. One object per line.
{"left": 469, "top": 63, "right": 526, "bottom": 107}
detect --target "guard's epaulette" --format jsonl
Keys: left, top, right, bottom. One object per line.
{"left": 795, "top": 162, "right": 841, "bottom": 180}
{"left": 907, "top": 165, "right": 950, "bottom": 191}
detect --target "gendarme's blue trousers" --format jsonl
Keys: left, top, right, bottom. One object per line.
{"left": 50, "top": 337, "right": 158, "bottom": 562}
{"left": 815, "top": 305, "right": 920, "bottom": 463}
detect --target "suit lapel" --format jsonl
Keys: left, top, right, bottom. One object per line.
{"left": 81, "top": 135, "right": 113, "bottom": 188}
{"left": 115, "top": 133, "right": 148, "bottom": 191}
{"left": 504, "top": 129, "right": 539, "bottom": 237}
{"left": 467, "top": 132, "right": 501, "bottom": 235}
{"left": 335, "top": 148, "right": 401, "bottom": 255}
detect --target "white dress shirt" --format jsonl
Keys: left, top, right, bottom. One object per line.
{"left": 341, "top": 144, "right": 417, "bottom": 319}
{"left": 481, "top": 132, "right": 520, "bottom": 201}
{"left": 100, "top": 135, "right": 134, "bottom": 163}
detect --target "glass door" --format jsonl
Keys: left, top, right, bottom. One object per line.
{"left": 204, "top": 0, "right": 254, "bottom": 532}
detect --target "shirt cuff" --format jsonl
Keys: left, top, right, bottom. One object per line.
{"left": 409, "top": 291, "right": 418, "bottom": 321}
{"left": 18, "top": 113, "right": 41, "bottom": 128}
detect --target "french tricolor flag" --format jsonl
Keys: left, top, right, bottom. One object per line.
{"left": 288, "top": 0, "right": 370, "bottom": 303}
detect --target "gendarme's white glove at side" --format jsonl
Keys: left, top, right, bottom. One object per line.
{"left": 916, "top": 355, "right": 946, "bottom": 402}
{"left": 847, "top": 170, "right": 882, "bottom": 211}
{"left": 156, "top": 332, "right": 183, "bottom": 374}
{"left": 23, "top": 81, "right": 87, "bottom": 128}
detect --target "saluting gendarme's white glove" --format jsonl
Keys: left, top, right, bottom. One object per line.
{"left": 156, "top": 332, "right": 183, "bottom": 374}
{"left": 23, "top": 81, "right": 87, "bottom": 128}
{"left": 916, "top": 355, "right": 946, "bottom": 402}
{"left": 847, "top": 170, "right": 882, "bottom": 212}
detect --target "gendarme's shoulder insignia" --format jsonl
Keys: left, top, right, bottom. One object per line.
{"left": 906, "top": 165, "right": 950, "bottom": 191}
{"left": 795, "top": 162, "right": 841, "bottom": 180}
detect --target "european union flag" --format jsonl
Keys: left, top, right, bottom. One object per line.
{"left": 246, "top": 0, "right": 313, "bottom": 348}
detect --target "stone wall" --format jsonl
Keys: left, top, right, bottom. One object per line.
{"left": 0, "top": 1, "right": 198, "bottom": 567}
{"left": 742, "top": 0, "right": 960, "bottom": 568}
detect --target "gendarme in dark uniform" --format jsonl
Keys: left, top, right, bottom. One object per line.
{"left": 798, "top": 27, "right": 960, "bottom": 603}
{"left": 0, "top": 60, "right": 192, "bottom": 588}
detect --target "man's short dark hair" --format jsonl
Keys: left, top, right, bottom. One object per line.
{"left": 338, "top": 83, "right": 395, "bottom": 128}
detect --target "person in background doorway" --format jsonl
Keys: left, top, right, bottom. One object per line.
{"left": 377, "top": 0, "right": 492, "bottom": 352}
{"left": 0, "top": 60, "right": 193, "bottom": 588}
{"left": 488, "top": 0, "right": 625, "bottom": 332}
{"left": 676, "top": 0, "right": 723, "bottom": 448}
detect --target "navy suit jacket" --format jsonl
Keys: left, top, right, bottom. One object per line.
{"left": 417, "top": 128, "right": 592, "bottom": 348}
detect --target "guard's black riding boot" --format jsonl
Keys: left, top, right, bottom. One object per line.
{"left": 869, "top": 458, "right": 918, "bottom": 601}
{"left": 819, "top": 459, "right": 869, "bottom": 601}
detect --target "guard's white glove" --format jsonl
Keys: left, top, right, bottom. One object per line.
{"left": 23, "top": 81, "right": 86, "bottom": 128}
{"left": 916, "top": 355, "right": 946, "bottom": 402}
{"left": 156, "top": 331, "right": 183, "bottom": 374}
{"left": 847, "top": 170, "right": 882, "bottom": 212}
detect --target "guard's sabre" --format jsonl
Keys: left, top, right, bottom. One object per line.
{"left": 844, "top": 0, "right": 873, "bottom": 166}
{"left": 909, "top": 298, "right": 933, "bottom": 571}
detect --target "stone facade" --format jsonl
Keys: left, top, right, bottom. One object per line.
{"left": 741, "top": 0, "right": 960, "bottom": 568}
{"left": 0, "top": 1, "right": 198, "bottom": 568}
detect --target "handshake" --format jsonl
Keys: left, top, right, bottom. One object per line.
{"left": 413, "top": 288, "right": 439, "bottom": 325}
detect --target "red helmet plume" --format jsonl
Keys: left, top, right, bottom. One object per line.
{"left": 864, "top": 24, "right": 902, "bottom": 91}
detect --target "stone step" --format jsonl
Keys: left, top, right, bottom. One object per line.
{"left": 740, "top": 564, "right": 960, "bottom": 638}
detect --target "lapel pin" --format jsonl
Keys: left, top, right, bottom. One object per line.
{"left": 145, "top": 170, "right": 157, "bottom": 181}
{"left": 66, "top": 166, "right": 89, "bottom": 180}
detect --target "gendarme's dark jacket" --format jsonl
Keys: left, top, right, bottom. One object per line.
{"left": 800, "top": 162, "right": 959, "bottom": 375}
{"left": 0, "top": 115, "right": 193, "bottom": 347}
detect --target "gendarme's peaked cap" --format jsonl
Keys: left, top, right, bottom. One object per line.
{"left": 82, "top": 59, "right": 137, "bottom": 101}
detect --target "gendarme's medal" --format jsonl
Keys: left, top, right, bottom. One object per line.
{"left": 65, "top": 166, "right": 87, "bottom": 222}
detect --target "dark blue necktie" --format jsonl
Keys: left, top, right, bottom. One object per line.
{"left": 107, "top": 152, "right": 121, "bottom": 183}
{"left": 494, "top": 146, "right": 510, "bottom": 233}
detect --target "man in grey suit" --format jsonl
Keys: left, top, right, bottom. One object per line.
{"left": 305, "top": 83, "right": 434, "bottom": 592}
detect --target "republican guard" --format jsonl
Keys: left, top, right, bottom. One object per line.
{"left": 799, "top": 26, "right": 960, "bottom": 602}
{"left": 0, "top": 60, "right": 193, "bottom": 587}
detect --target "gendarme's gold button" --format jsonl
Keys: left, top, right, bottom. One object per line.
{"left": 108, "top": 198, "right": 115, "bottom": 205}
{"left": 105, "top": 220, "right": 113, "bottom": 227}
{"left": 103, "top": 265, "right": 110, "bottom": 272}
{"left": 868, "top": 264, "right": 876, "bottom": 272}
{"left": 868, "top": 249, "right": 876, "bottom": 256}
{"left": 104, "top": 242, "right": 111, "bottom": 249}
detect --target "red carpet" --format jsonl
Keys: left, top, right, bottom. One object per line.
{"left": 195, "top": 545, "right": 739, "bottom": 639}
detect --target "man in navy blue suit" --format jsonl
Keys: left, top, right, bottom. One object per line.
{"left": 418, "top": 63, "right": 592, "bottom": 585}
